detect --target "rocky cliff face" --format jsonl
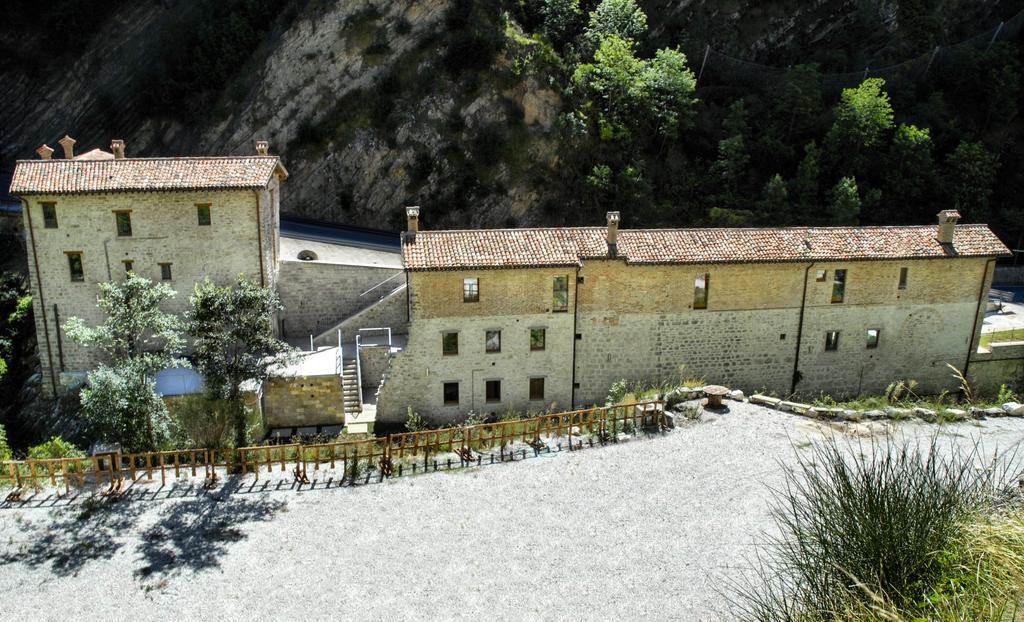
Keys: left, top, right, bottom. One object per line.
{"left": 0, "top": 0, "right": 1010, "bottom": 229}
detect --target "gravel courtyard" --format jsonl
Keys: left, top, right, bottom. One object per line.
{"left": 1, "top": 404, "right": 1023, "bottom": 621}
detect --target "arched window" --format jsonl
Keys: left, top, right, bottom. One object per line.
{"left": 297, "top": 250, "right": 318, "bottom": 261}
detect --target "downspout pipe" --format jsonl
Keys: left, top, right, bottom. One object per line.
{"left": 570, "top": 265, "right": 581, "bottom": 408}
{"left": 790, "top": 262, "right": 814, "bottom": 396}
{"left": 22, "top": 198, "right": 58, "bottom": 396}
{"left": 962, "top": 258, "right": 997, "bottom": 383}
{"left": 252, "top": 190, "right": 266, "bottom": 287}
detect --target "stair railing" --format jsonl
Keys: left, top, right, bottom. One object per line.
{"left": 359, "top": 271, "right": 403, "bottom": 300}
{"left": 354, "top": 332, "right": 364, "bottom": 411}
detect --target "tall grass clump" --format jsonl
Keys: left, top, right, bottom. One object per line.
{"left": 732, "top": 435, "right": 1024, "bottom": 621}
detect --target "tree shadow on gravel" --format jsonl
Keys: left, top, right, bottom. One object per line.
{"left": 0, "top": 496, "right": 147, "bottom": 576}
{"left": 135, "top": 478, "right": 287, "bottom": 586}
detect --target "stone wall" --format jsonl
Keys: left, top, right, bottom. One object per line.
{"left": 968, "top": 342, "right": 1024, "bottom": 396}
{"left": 262, "top": 374, "right": 345, "bottom": 428}
{"left": 359, "top": 345, "right": 391, "bottom": 394}
{"left": 376, "top": 267, "right": 576, "bottom": 424}
{"left": 381, "top": 256, "right": 997, "bottom": 422}
{"left": 278, "top": 260, "right": 402, "bottom": 338}
{"left": 23, "top": 188, "right": 277, "bottom": 397}
{"left": 312, "top": 283, "right": 408, "bottom": 347}
{"left": 575, "top": 257, "right": 991, "bottom": 402}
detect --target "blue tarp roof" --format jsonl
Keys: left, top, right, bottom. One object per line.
{"left": 155, "top": 367, "right": 205, "bottom": 397}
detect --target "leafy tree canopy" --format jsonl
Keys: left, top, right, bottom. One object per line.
{"left": 584, "top": 0, "right": 648, "bottom": 44}
{"left": 187, "top": 276, "right": 295, "bottom": 448}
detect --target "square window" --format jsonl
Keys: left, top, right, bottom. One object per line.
{"left": 825, "top": 331, "right": 840, "bottom": 351}
{"left": 115, "top": 211, "right": 132, "bottom": 237}
{"left": 66, "top": 252, "right": 84, "bottom": 282}
{"left": 463, "top": 278, "right": 479, "bottom": 303}
{"left": 693, "top": 273, "right": 709, "bottom": 309}
{"left": 485, "top": 380, "right": 501, "bottom": 403}
{"left": 530, "top": 328, "right": 546, "bottom": 351}
{"left": 866, "top": 329, "right": 880, "bottom": 349}
{"left": 442, "top": 332, "right": 459, "bottom": 356}
{"left": 42, "top": 203, "right": 58, "bottom": 228}
{"left": 197, "top": 204, "right": 211, "bottom": 226}
{"left": 159, "top": 263, "right": 172, "bottom": 281}
{"left": 486, "top": 330, "right": 501, "bottom": 353}
{"left": 815, "top": 269, "right": 827, "bottom": 282}
{"left": 831, "top": 269, "right": 846, "bottom": 303}
{"left": 898, "top": 267, "right": 908, "bottom": 291}
{"left": 529, "top": 377, "right": 545, "bottom": 401}
{"left": 443, "top": 382, "right": 459, "bottom": 405}
{"left": 552, "top": 276, "right": 568, "bottom": 311}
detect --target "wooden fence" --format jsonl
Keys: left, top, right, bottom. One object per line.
{"left": 1, "top": 401, "right": 664, "bottom": 498}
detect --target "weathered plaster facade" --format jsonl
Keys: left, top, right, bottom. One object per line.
{"left": 15, "top": 150, "right": 283, "bottom": 398}
{"left": 377, "top": 268, "right": 576, "bottom": 423}
{"left": 377, "top": 210, "right": 1009, "bottom": 424}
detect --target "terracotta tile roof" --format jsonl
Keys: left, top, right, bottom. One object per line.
{"left": 9, "top": 156, "right": 287, "bottom": 195}
{"left": 402, "top": 224, "right": 1009, "bottom": 270}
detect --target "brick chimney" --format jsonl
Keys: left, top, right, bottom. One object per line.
{"left": 110, "top": 139, "right": 125, "bottom": 159}
{"left": 36, "top": 144, "right": 54, "bottom": 160}
{"left": 937, "top": 209, "right": 961, "bottom": 244}
{"left": 606, "top": 211, "right": 620, "bottom": 257}
{"left": 405, "top": 206, "right": 420, "bottom": 241}
{"left": 255, "top": 140, "right": 269, "bottom": 156}
{"left": 58, "top": 135, "right": 76, "bottom": 159}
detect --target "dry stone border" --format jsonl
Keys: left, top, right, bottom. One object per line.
{"left": 662, "top": 385, "right": 1024, "bottom": 425}
{"left": 747, "top": 393, "right": 1024, "bottom": 423}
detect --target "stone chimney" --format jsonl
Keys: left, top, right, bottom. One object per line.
{"left": 937, "top": 209, "right": 961, "bottom": 244}
{"left": 606, "top": 211, "right": 620, "bottom": 257}
{"left": 110, "top": 139, "right": 125, "bottom": 159}
{"left": 36, "top": 144, "right": 54, "bottom": 160}
{"left": 405, "top": 206, "right": 420, "bottom": 241}
{"left": 255, "top": 140, "right": 269, "bottom": 156}
{"left": 58, "top": 135, "right": 76, "bottom": 159}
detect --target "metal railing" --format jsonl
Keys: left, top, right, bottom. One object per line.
{"left": 359, "top": 272, "right": 403, "bottom": 299}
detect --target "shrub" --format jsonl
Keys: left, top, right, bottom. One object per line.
{"left": 27, "top": 436, "right": 85, "bottom": 461}
{"left": 997, "top": 383, "right": 1015, "bottom": 404}
{"left": 0, "top": 424, "right": 10, "bottom": 461}
{"left": 79, "top": 365, "right": 172, "bottom": 452}
{"left": 405, "top": 407, "right": 429, "bottom": 432}
{"left": 169, "top": 394, "right": 234, "bottom": 449}
{"left": 731, "top": 436, "right": 1024, "bottom": 620}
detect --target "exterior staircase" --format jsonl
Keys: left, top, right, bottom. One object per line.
{"left": 341, "top": 357, "right": 361, "bottom": 415}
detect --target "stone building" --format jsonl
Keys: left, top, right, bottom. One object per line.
{"left": 376, "top": 208, "right": 1010, "bottom": 424}
{"left": 9, "top": 137, "right": 1015, "bottom": 434}
{"left": 10, "top": 137, "right": 287, "bottom": 398}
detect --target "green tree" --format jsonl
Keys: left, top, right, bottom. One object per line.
{"left": 0, "top": 273, "right": 32, "bottom": 382}
{"left": 944, "top": 140, "right": 999, "bottom": 223}
{"left": 883, "top": 123, "right": 935, "bottom": 222}
{"left": 825, "top": 78, "right": 894, "bottom": 173}
{"left": 775, "top": 64, "right": 823, "bottom": 136}
{"left": 541, "top": 0, "right": 583, "bottom": 50}
{"left": 757, "top": 174, "right": 790, "bottom": 225}
{"left": 64, "top": 273, "right": 184, "bottom": 451}
{"left": 0, "top": 424, "right": 10, "bottom": 461}
{"left": 573, "top": 35, "right": 646, "bottom": 141}
{"left": 710, "top": 100, "right": 750, "bottom": 212}
{"left": 791, "top": 141, "right": 821, "bottom": 224}
{"left": 584, "top": 0, "right": 647, "bottom": 45}
{"left": 187, "top": 277, "right": 294, "bottom": 449}
{"left": 640, "top": 47, "right": 697, "bottom": 139}
{"left": 828, "top": 176, "right": 862, "bottom": 225}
